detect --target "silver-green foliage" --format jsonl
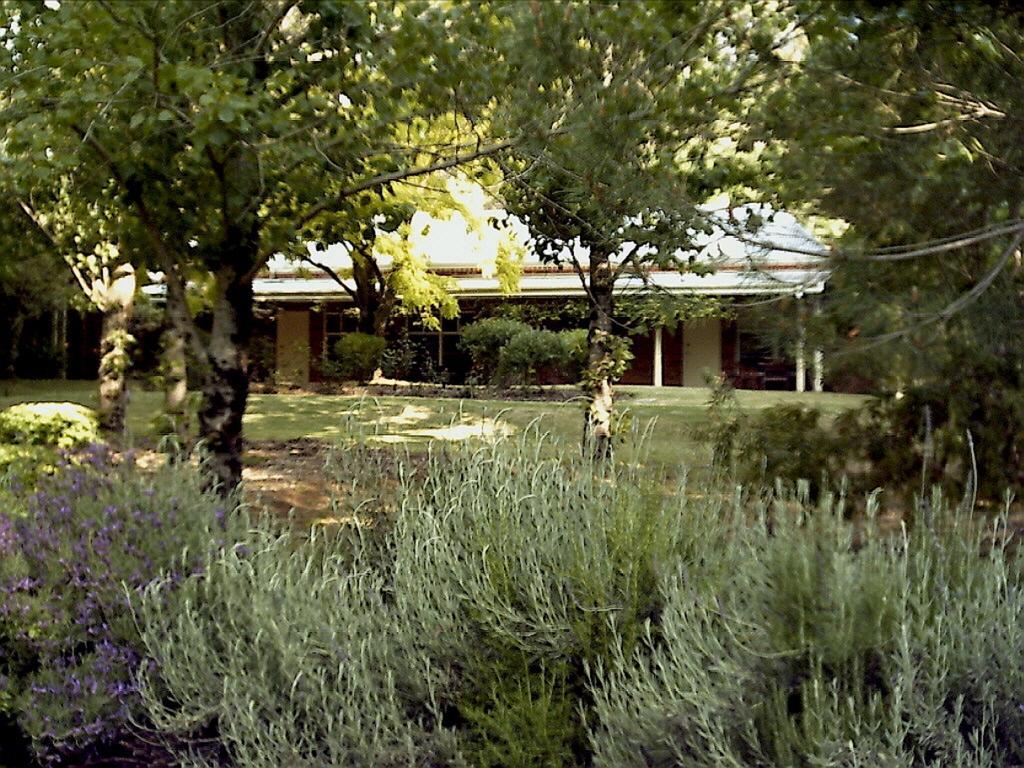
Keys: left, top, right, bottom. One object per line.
{"left": 589, "top": 488, "right": 1024, "bottom": 768}
{"left": 134, "top": 428, "right": 692, "bottom": 767}
{"left": 134, "top": 431, "right": 1024, "bottom": 767}
{"left": 135, "top": 526, "right": 459, "bottom": 768}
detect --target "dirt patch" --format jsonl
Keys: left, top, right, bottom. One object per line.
{"left": 242, "top": 439, "right": 333, "bottom": 521}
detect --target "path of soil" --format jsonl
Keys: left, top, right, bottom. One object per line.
{"left": 242, "top": 439, "right": 334, "bottom": 522}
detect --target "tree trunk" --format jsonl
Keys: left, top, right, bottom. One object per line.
{"left": 97, "top": 264, "right": 136, "bottom": 436}
{"left": 583, "top": 254, "right": 615, "bottom": 461}
{"left": 161, "top": 317, "right": 189, "bottom": 446}
{"left": 197, "top": 268, "right": 253, "bottom": 495}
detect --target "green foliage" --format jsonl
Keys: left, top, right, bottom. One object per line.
{"left": 589, "top": 490, "right": 1024, "bottom": 768}
{"left": 0, "top": 402, "right": 100, "bottom": 448}
{"left": 0, "top": 444, "right": 58, "bottom": 497}
{"left": 460, "top": 317, "right": 531, "bottom": 381}
{"left": 488, "top": 300, "right": 590, "bottom": 329}
{"left": 379, "top": 336, "right": 419, "bottom": 381}
{"left": 328, "top": 333, "right": 387, "bottom": 383}
{"left": 741, "top": 404, "right": 833, "bottom": 493}
{"left": 134, "top": 431, "right": 692, "bottom": 766}
{"left": 559, "top": 329, "right": 589, "bottom": 382}
{"left": 580, "top": 331, "right": 634, "bottom": 392}
{"left": 495, "top": 328, "right": 568, "bottom": 386}
{"left": 0, "top": 448, "right": 247, "bottom": 764}
{"left": 462, "top": 320, "right": 589, "bottom": 385}
{"left": 831, "top": 377, "right": 1024, "bottom": 505}
{"left": 700, "top": 378, "right": 835, "bottom": 497}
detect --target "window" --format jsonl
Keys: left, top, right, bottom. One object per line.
{"left": 323, "top": 308, "right": 360, "bottom": 356}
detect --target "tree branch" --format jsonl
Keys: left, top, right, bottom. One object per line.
{"left": 302, "top": 255, "right": 358, "bottom": 301}
{"left": 283, "top": 138, "right": 515, "bottom": 242}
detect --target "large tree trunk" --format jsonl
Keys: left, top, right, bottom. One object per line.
{"left": 583, "top": 254, "right": 615, "bottom": 461}
{"left": 97, "top": 264, "right": 136, "bottom": 436}
{"left": 197, "top": 268, "right": 253, "bottom": 495}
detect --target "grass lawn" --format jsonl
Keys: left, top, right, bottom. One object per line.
{"left": 1, "top": 379, "right": 868, "bottom": 469}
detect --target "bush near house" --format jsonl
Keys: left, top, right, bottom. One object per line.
{"left": 462, "top": 318, "right": 591, "bottom": 386}
{"left": 495, "top": 328, "right": 570, "bottom": 385}
{"left": 327, "top": 332, "right": 388, "bottom": 382}
{"left": 460, "top": 317, "right": 532, "bottom": 382}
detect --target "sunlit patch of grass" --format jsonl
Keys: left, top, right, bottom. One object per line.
{"left": 1, "top": 381, "right": 867, "bottom": 470}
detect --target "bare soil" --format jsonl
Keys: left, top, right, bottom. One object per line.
{"left": 241, "top": 439, "right": 335, "bottom": 521}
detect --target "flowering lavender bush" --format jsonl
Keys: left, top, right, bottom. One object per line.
{"left": 0, "top": 445, "right": 247, "bottom": 766}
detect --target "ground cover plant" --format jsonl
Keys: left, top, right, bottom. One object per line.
{"left": 0, "top": 447, "right": 248, "bottom": 767}
{"left": 129, "top": 429, "right": 1024, "bottom": 767}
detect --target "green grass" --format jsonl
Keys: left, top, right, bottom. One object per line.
{"left": 0, "top": 379, "right": 868, "bottom": 468}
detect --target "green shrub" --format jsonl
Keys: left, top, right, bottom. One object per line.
{"left": 134, "top": 431, "right": 692, "bottom": 767}
{"left": 495, "top": 328, "right": 569, "bottom": 385}
{"left": 329, "top": 332, "right": 387, "bottom": 382}
{"left": 0, "top": 402, "right": 100, "bottom": 448}
{"left": 558, "top": 328, "right": 589, "bottom": 382}
{"left": 460, "top": 317, "right": 531, "bottom": 381}
{"left": 700, "top": 379, "right": 834, "bottom": 496}
{"left": 132, "top": 430, "right": 1024, "bottom": 767}
{"left": 741, "top": 405, "right": 833, "bottom": 491}
{"left": 380, "top": 335, "right": 418, "bottom": 380}
{"left": 589, "top": 491, "right": 1024, "bottom": 767}
{"left": 0, "top": 443, "right": 57, "bottom": 490}
{"left": 0, "top": 447, "right": 247, "bottom": 765}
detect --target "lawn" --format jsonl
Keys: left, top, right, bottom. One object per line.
{"left": 0, "top": 379, "right": 868, "bottom": 468}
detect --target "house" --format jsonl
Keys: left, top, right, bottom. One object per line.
{"left": 263, "top": 205, "right": 830, "bottom": 390}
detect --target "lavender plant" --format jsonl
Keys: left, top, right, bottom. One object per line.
{"left": 0, "top": 445, "right": 246, "bottom": 766}
{"left": 132, "top": 430, "right": 1024, "bottom": 767}
{"left": 588, "top": 489, "right": 1024, "bottom": 767}
{"left": 133, "top": 427, "right": 700, "bottom": 767}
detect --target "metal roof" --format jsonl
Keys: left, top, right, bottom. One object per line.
{"left": 257, "top": 204, "right": 828, "bottom": 301}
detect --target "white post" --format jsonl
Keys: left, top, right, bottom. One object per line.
{"left": 653, "top": 326, "right": 663, "bottom": 387}
{"left": 795, "top": 295, "right": 806, "bottom": 393}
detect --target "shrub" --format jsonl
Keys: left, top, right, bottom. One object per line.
{"left": 589, "top": 491, "right": 1024, "bottom": 768}
{"left": 559, "top": 328, "right": 589, "bottom": 382}
{"left": 740, "top": 405, "right": 833, "bottom": 491}
{"left": 495, "top": 328, "right": 569, "bottom": 385}
{"left": 0, "top": 447, "right": 246, "bottom": 766}
{"left": 132, "top": 430, "right": 1024, "bottom": 767}
{"left": 460, "top": 317, "right": 531, "bottom": 381}
{"left": 380, "top": 335, "right": 418, "bottom": 380}
{"left": 700, "top": 378, "right": 834, "bottom": 496}
{"left": 0, "top": 444, "right": 57, "bottom": 493}
{"left": 328, "top": 332, "right": 387, "bottom": 382}
{"left": 0, "top": 402, "right": 100, "bottom": 448}
{"left": 134, "top": 431, "right": 692, "bottom": 767}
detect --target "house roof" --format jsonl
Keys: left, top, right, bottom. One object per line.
{"left": 257, "top": 204, "right": 829, "bottom": 302}
{"left": 141, "top": 204, "right": 828, "bottom": 302}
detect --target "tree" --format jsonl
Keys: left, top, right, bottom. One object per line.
{"left": 1, "top": 0, "right": 522, "bottom": 491}
{"left": 9, "top": 194, "right": 137, "bottom": 435}
{"left": 301, "top": 168, "right": 524, "bottom": 337}
{"left": 764, "top": 1, "right": 1024, "bottom": 495}
{"left": 494, "top": 0, "right": 797, "bottom": 457}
